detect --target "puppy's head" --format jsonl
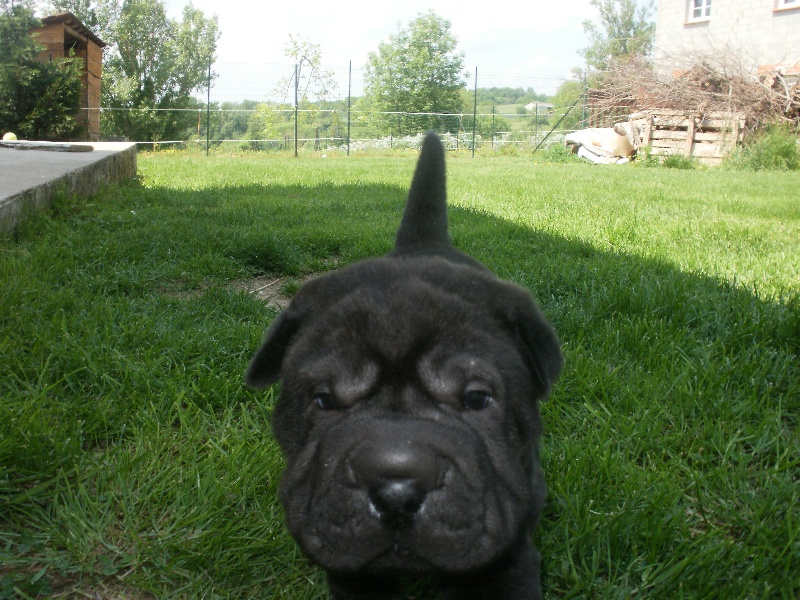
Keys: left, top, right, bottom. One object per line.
{"left": 246, "top": 132, "right": 562, "bottom": 575}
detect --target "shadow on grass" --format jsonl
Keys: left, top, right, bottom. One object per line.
{"left": 1, "top": 179, "right": 798, "bottom": 598}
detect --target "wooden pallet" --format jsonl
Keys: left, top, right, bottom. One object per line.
{"left": 628, "top": 110, "right": 745, "bottom": 165}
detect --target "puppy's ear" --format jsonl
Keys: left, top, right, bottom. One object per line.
{"left": 245, "top": 309, "right": 302, "bottom": 389}
{"left": 501, "top": 293, "right": 563, "bottom": 397}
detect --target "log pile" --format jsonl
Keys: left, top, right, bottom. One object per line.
{"left": 588, "top": 57, "right": 799, "bottom": 137}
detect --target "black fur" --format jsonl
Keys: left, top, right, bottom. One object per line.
{"left": 246, "top": 132, "right": 562, "bottom": 599}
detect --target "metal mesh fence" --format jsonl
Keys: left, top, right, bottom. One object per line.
{"left": 105, "top": 62, "right": 588, "bottom": 153}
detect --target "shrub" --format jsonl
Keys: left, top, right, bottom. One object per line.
{"left": 533, "top": 142, "right": 583, "bottom": 163}
{"left": 725, "top": 126, "right": 800, "bottom": 171}
{"left": 636, "top": 147, "right": 698, "bottom": 169}
{"left": 660, "top": 153, "right": 698, "bottom": 169}
{"left": 637, "top": 146, "right": 662, "bottom": 167}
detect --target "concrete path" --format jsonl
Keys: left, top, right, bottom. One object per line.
{"left": 0, "top": 142, "right": 137, "bottom": 232}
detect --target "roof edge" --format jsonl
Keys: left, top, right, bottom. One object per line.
{"left": 39, "top": 12, "right": 106, "bottom": 48}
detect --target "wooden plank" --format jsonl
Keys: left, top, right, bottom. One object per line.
{"left": 649, "top": 147, "right": 722, "bottom": 163}
{"left": 33, "top": 28, "right": 64, "bottom": 45}
{"left": 694, "top": 132, "right": 729, "bottom": 142}
{"left": 63, "top": 24, "right": 88, "bottom": 43}
{"left": 630, "top": 110, "right": 744, "bottom": 121}
{"left": 690, "top": 143, "right": 725, "bottom": 157}
{"left": 649, "top": 109, "right": 741, "bottom": 119}
{"left": 651, "top": 139, "right": 686, "bottom": 149}
{"left": 649, "top": 147, "right": 673, "bottom": 155}
{"left": 696, "top": 118, "right": 742, "bottom": 130}
{"left": 651, "top": 130, "right": 688, "bottom": 141}
{"left": 651, "top": 130, "right": 729, "bottom": 142}
{"left": 703, "top": 111, "right": 745, "bottom": 120}
{"left": 652, "top": 140, "right": 726, "bottom": 157}
{"left": 653, "top": 116, "right": 692, "bottom": 128}
{"left": 87, "top": 43, "right": 103, "bottom": 61}
{"left": 652, "top": 118, "right": 739, "bottom": 131}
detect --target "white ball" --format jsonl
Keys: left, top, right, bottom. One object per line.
{"left": 2, "top": 132, "right": 17, "bottom": 141}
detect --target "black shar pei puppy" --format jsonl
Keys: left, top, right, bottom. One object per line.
{"left": 246, "top": 132, "right": 562, "bottom": 600}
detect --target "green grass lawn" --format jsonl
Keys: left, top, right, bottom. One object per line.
{"left": 1, "top": 152, "right": 798, "bottom": 599}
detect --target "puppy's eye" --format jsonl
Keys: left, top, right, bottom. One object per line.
{"left": 461, "top": 390, "right": 492, "bottom": 411}
{"left": 314, "top": 392, "right": 338, "bottom": 410}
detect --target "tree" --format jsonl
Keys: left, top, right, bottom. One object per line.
{"left": 250, "top": 101, "right": 293, "bottom": 148}
{"left": 272, "top": 35, "right": 338, "bottom": 147}
{"left": 474, "top": 87, "right": 547, "bottom": 106}
{"left": 214, "top": 99, "right": 258, "bottom": 145}
{"left": 364, "top": 11, "right": 466, "bottom": 135}
{"left": 50, "top": 0, "right": 100, "bottom": 31}
{"left": 0, "top": 0, "right": 83, "bottom": 140}
{"left": 550, "top": 80, "right": 586, "bottom": 132}
{"left": 50, "top": 0, "right": 219, "bottom": 142}
{"left": 580, "top": 0, "right": 655, "bottom": 73}
{"left": 275, "top": 35, "right": 337, "bottom": 104}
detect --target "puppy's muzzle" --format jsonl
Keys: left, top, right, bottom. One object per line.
{"left": 348, "top": 431, "right": 441, "bottom": 530}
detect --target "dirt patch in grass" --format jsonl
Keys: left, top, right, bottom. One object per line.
{"left": 230, "top": 275, "right": 298, "bottom": 310}
{"left": 158, "top": 275, "right": 306, "bottom": 309}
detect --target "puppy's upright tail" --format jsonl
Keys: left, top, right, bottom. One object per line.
{"left": 392, "top": 131, "right": 451, "bottom": 256}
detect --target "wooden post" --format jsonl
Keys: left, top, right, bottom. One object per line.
{"left": 685, "top": 116, "right": 696, "bottom": 157}
{"left": 731, "top": 116, "right": 741, "bottom": 149}
{"left": 641, "top": 115, "right": 653, "bottom": 148}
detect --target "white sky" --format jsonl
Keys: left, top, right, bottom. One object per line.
{"left": 162, "top": 0, "right": 601, "bottom": 101}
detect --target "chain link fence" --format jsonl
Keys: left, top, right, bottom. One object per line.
{"left": 106, "top": 62, "right": 589, "bottom": 153}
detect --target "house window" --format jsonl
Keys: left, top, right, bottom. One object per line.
{"left": 687, "top": 0, "right": 711, "bottom": 21}
{"left": 774, "top": 0, "right": 800, "bottom": 12}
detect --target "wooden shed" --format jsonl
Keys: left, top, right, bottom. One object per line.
{"left": 31, "top": 13, "right": 106, "bottom": 141}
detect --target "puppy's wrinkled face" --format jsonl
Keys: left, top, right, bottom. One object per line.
{"left": 261, "top": 257, "right": 551, "bottom": 575}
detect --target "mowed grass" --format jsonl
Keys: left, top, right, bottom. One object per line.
{"left": 1, "top": 151, "right": 798, "bottom": 599}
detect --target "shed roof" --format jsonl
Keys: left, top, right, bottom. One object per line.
{"left": 40, "top": 12, "right": 106, "bottom": 48}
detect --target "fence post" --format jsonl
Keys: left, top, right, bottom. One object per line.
{"left": 491, "top": 105, "right": 495, "bottom": 148}
{"left": 347, "top": 60, "right": 352, "bottom": 157}
{"left": 582, "top": 71, "right": 588, "bottom": 128}
{"left": 471, "top": 67, "right": 478, "bottom": 158}
{"left": 294, "top": 62, "right": 299, "bottom": 158}
{"left": 206, "top": 58, "right": 211, "bottom": 156}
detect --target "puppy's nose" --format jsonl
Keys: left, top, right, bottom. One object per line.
{"left": 369, "top": 479, "right": 426, "bottom": 529}
{"left": 349, "top": 432, "right": 438, "bottom": 530}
